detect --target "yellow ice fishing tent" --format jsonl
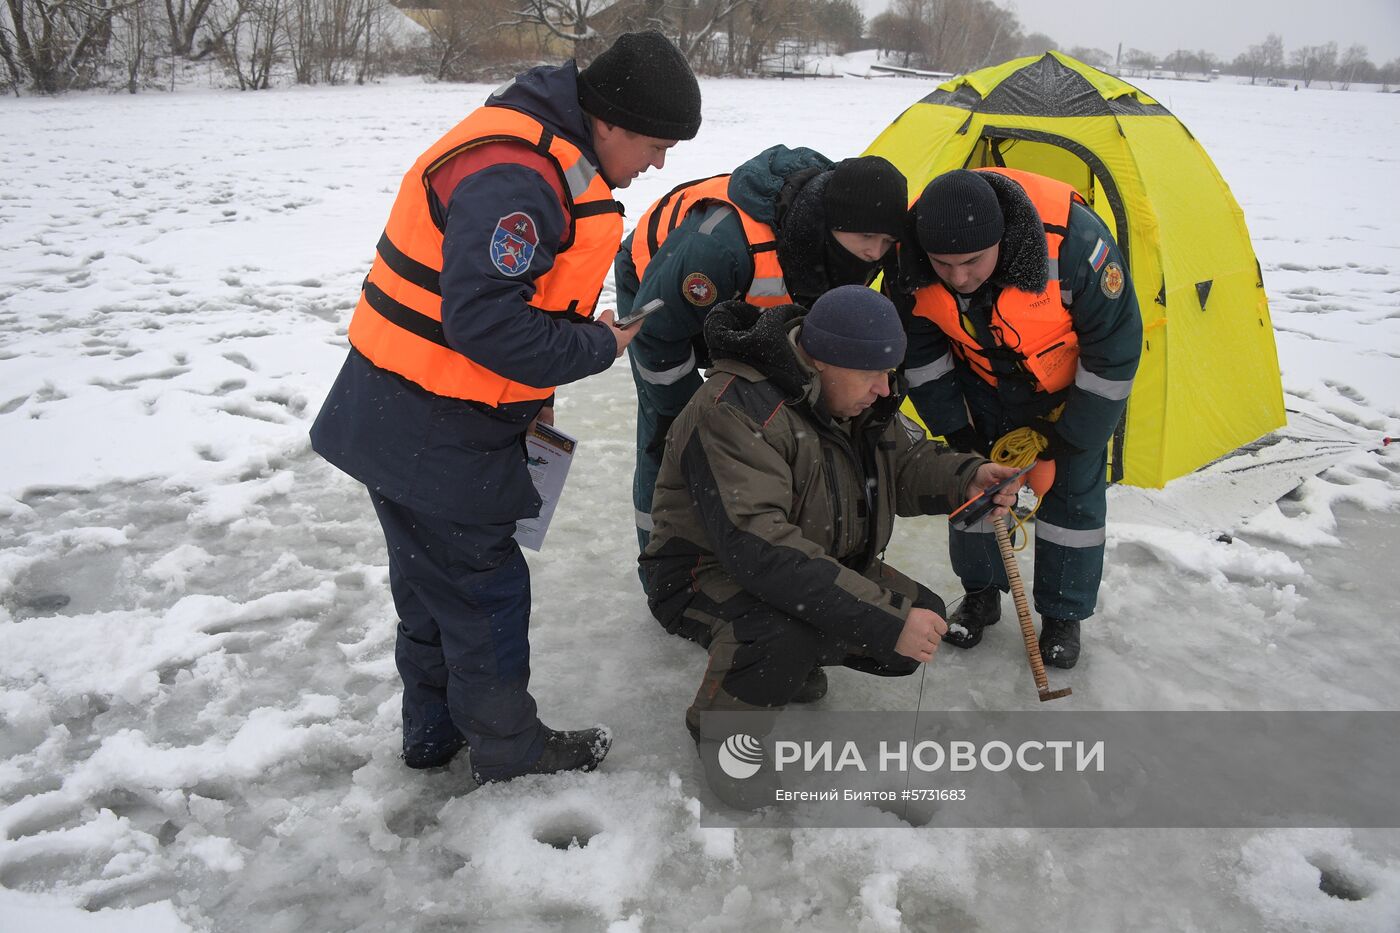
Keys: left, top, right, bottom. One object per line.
{"left": 865, "top": 51, "right": 1285, "bottom": 488}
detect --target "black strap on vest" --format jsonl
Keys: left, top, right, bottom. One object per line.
{"left": 573, "top": 199, "right": 624, "bottom": 218}
{"left": 377, "top": 233, "right": 442, "bottom": 297}
{"left": 363, "top": 279, "right": 449, "bottom": 348}
{"left": 643, "top": 174, "right": 728, "bottom": 256}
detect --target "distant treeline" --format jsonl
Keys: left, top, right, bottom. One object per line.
{"left": 2, "top": 0, "right": 1396, "bottom": 95}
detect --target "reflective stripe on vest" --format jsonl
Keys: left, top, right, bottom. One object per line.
{"left": 629, "top": 174, "right": 791, "bottom": 308}
{"left": 910, "top": 167, "right": 1082, "bottom": 394}
{"left": 346, "top": 105, "right": 623, "bottom": 404}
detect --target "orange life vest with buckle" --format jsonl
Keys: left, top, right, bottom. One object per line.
{"left": 347, "top": 106, "right": 623, "bottom": 404}
{"left": 629, "top": 174, "right": 791, "bottom": 307}
{"left": 911, "top": 167, "right": 1083, "bottom": 394}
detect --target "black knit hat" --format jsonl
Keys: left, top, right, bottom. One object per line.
{"left": 578, "top": 31, "right": 701, "bottom": 140}
{"left": 914, "top": 169, "right": 1005, "bottom": 254}
{"left": 799, "top": 285, "right": 907, "bottom": 371}
{"left": 823, "top": 156, "right": 908, "bottom": 237}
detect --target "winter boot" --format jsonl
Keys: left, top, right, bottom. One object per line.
{"left": 943, "top": 587, "right": 1001, "bottom": 649}
{"left": 402, "top": 733, "right": 468, "bottom": 770}
{"left": 692, "top": 729, "right": 781, "bottom": 812}
{"left": 790, "top": 666, "right": 828, "bottom": 704}
{"left": 402, "top": 715, "right": 468, "bottom": 770}
{"left": 1039, "top": 617, "right": 1081, "bottom": 669}
{"left": 472, "top": 726, "right": 612, "bottom": 784}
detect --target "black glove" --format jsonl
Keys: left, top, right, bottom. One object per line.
{"left": 1033, "top": 418, "right": 1079, "bottom": 462}
{"left": 944, "top": 424, "right": 989, "bottom": 457}
{"left": 645, "top": 414, "right": 676, "bottom": 457}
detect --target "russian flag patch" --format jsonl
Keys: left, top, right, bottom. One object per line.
{"left": 1089, "top": 238, "right": 1109, "bottom": 272}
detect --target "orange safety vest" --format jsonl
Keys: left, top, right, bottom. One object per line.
{"left": 347, "top": 106, "right": 623, "bottom": 404}
{"left": 911, "top": 167, "right": 1083, "bottom": 394}
{"left": 629, "top": 175, "right": 791, "bottom": 307}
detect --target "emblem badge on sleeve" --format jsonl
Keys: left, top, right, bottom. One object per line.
{"left": 682, "top": 272, "right": 718, "bottom": 306}
{"left": 491, "top": 211, "right": 539, "bottom": 277}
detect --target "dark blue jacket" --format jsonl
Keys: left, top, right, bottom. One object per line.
{"left": 613, "top": 146, "right": 832, "bottom": 422}
{"left": 310, "top": 63, "right": 616, "bottom": 524}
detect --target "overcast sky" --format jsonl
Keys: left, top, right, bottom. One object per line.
{"left": 857, "top": 0, "right": 1400, "bottom": 65}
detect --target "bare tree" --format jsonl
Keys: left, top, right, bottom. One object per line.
{"left": 1335, "top": 43, "right": 1369, "bottom": 90}
{"left": 162, "top": 0, "right": 215, "bottom": 54}
{"left": 1016, "top": 30, "right": 1055, "bottom": 57}
{"left": 677, "top": 0, "right": 748, "bottom": 65}
{"left": 1288, "top": 40, "right": 1336, "bottom": 88}
{"left": 285, "top": 0, "right": 376, "bottom": 84}
{"left": 1258, "top": 32, "right": 1283, "bottom": 80}
{"left": 0, "top": 8, "right": 26, "bottom": 91}
{"left": 111, "top": 0, "right": 156, "bottom": 90}
{"left": 208, "top": 0, "right": 283, "bottom": 88}
{"left": 1233, "top": 35, "right": 1273, "bottom": 84}
{"left": 1067, "top": 44, "right": 1109, "bottom": 70}
{"left": 417, "top": 0, "right": 504, "bottom": 80}
{"left": 809, "top": 0, "right": 860, "bottom": 53}
{"left": 2, "top": 0, "right": 137, "bottom": 92}
{"left": 1120, "top": 46, "right": 1154, "bottom": 73}
{"left": 508, "top": 0, "right": 607, "bottom": 61}
{"left": 1378, "top": 56, "right": 1400, "bottom": 91}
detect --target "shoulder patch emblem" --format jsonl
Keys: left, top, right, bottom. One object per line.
{"left": 897, "top": 412, "right": 927, "bottom": 444}
{"left": 1088, "top": 237, "right": 1109, "bottom": 272}
{"left": 682, "top": 272, "right": 718, "bottom": 307}
{"left": 490, "top": 211, "right": 538, "bottom": 277}
{"left": 1101, "top": 261, "right": 1124, "bottom": 299}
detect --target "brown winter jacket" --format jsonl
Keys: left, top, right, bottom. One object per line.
{"left": 640, "top": 300, "right": 987, "bottom": 657}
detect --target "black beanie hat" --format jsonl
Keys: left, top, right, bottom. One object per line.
{"left": 799, "top": 285, "right": 907, "bottom": 371}
{"left": 578, "top": 31, "right": 702, "bottom": 140}
{"left": 915, "top": 169, "right": 1005, "bottom": 254}
{"left": 822, "top": 156, "right": 908, "bottom": 238}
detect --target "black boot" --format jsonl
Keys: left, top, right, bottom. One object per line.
{"left": 402, "top": 734, "right": 468, "bottom": 770}
{"left": 1039, "top": 617, "right": 1081, "bottom": 669}
{"left": 943, "top": 587, "right": 1001, "bottom": 649}
{"left": 472, "top": 726, "right": 612, "bottom": 784}
{"left": 790, "top": 666, "right": 828, "bottom": 704}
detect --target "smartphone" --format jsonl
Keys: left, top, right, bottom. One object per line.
{"left": 614, "top": 298, "right": 665, "bottom": 329}
{"left": 948, "top": 464, "right": 1034, "bottom": 531}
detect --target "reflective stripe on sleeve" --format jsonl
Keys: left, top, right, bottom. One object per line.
{"left": 748, "top": 277, "right": 787, "bottom": 297}
{"left": 564, "top": 160, "right": 599, "bottom": 199}
{"left": 906, "top": 352, "right": 955, "bottom": 388}
{"left": 1074, "top": 362, "right": 1134, "bottom": 401}
{"left": 951, "top": 515, "right": 997, "bottom": 535}
{"left": 633, "top": 346, "right": 698, "bottom": 386}
{"left": 635, "top": 508, "right": 654, "bottom": 532}
{"left": 698, "top": 207, "right": 735, "bottom": 235}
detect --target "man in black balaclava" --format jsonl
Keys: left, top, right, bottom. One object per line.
{"left": 614, "top": 150, "right": 909, "bottom": 594}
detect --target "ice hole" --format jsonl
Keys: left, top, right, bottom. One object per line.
{"left": 532, "top": 811, "right": 602, "bottom": 850}
{"left": 1308, "top": 855, "right": 1371, "bottom": 901}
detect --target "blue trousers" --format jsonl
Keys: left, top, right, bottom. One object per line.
{"left": 949, "top": 443, "right": 1107, "bottom": 621}
{"left": 368, "top": 492, "right": 545, "bottom": 777}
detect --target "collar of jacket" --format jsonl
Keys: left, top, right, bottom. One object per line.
{"left": 703, "top": 299, "right": 908, "bottom": 432}
{"left": 485, "top": 61, "right": 606, "bottom": 182}
{"left": 893, "top": 170, "right": 1050, "bottom": 296}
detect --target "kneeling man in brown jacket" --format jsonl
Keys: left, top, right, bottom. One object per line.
{"left": 640, "top": 285, "right": 1022, "bottom": 744}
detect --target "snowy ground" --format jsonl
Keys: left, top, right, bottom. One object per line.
{"left": 1, "top": 74, "right": 1399, "bottom": 932}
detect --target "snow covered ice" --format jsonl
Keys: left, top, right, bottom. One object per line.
{"left": 2, "top": 73, "right": 1399, "bottom": 931}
